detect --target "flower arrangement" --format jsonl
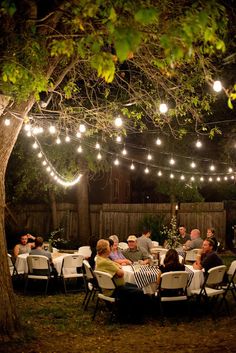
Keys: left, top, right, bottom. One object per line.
{"left": 160, "top": 216, "right": 181, "bottom": 249}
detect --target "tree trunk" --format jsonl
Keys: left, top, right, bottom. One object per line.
{"left": 48, "top": 188, "right": 58, "bottom": 231}
{"left": 0, "top": 96, "right": 25, "bottom": 340}
{"left": 76, "top": 171, "right": 91, "bottom": 245}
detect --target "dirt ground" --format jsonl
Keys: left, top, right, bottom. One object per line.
{"left": 1, "top": 289, "right": 236, "bottom": 353}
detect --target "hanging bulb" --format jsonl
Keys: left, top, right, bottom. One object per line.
{"left": 95, "top": 142, "right": 100, "bottom": 150}
{"left": 190, "top": 176, "right": 195, "bottom": 181}
{"left": 42, "top": 160, "right": 47, "bottom": 166}
{"left": 116, "top": 136, "right": 122, "bottom": 143}
{"left": 200, "top": 176, "right": 204, "bottom": 182}
{"left": 114, "top": 116, "right": 123, "bottom": 127}
{"left": 213, "top": 80, "right": 222, "bottom": 92}
{"left": 209, "top": 164, "right": 215, "bottom": 171}
{"left": 170, "top": 173, "right": 174, "bottom": 179}
{"left": 130, "top": 163, "right": 135, "bottom": 170}
{"left": 195, "top": 139, "right": 202, "bottom": 148}
{"left": 156, "top": 138, "right": 162, "bottom": 146}
{"left": 144, "top": 167, "right": 149, "bottom": 174}
{"left": 97, "top": 152, "right": 102, "bottom": 160}
{"left": 169, "top": 157, "right": 175, "bottom": 165}
{"left": 56, "top": 137, "right": 61, "bottom": 144}
{"left": 65, "top": 135, "right": 71, "bottom": 143}
{"left": 32, "top": 142, "right": 38, "bottom": 149}
{"left": 76, "top": 132, "right": 81, "bottom": 138}
{"left": 217, "top": 177, "right": 221, "bottom": 182}
{"left": 114, "top": 158, "right": 119, "bottom": 165}
{"left": 37, "top": 152, "right": 43, "bottom": 158}
{"left": 159, "top": 103, "right": 168, "bottom": 114}
{"left": 79, "top": 124, "right": 86, "bottom": 133}
{"left": 224, "top": 176, "right": 228, "bottom": 181}
{"left": 147, "top": 153, "right": 152, "bottom": 160}
{"left": 209, "top": 177, "right": 213, "bottom": 182}
{"left": 157, "top": 171, "right": 162, "bottom": 177}
{"left": 122, "top": 147, "right": 127, "bottom": 155}
{"left": 77, "top": 145, "right": 83, "bottom": 153}
{"left": 180, "top": 175, "right": 185, "bottom": 180}
{"left": 228, "top": 167, "right": 233, "bottom": 173}
{"left": 4, "top": 118, "right": 10, "bottom": 126}
{"left": 190, "top": 162, "right": 196, "bottom": 168}
{"left": 49, "top": 125, "right": 56, "bottom": 134}
{"left": 24, "top": 123, "right": 31, "bottom": 131}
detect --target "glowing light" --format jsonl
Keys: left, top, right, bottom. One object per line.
{"left": 56, "top": 137, "right": 61, "bottom": 144}
{"left": 170, "top": 173, "right": 174, "bottom": 179}
{"left": 37, "top": 152, "right": 43, "bottom": 158}
{"left": 228, "top": 167, "right": 233, "bottom": 173}
{"left": 224, "top": 176, "right": 228, "bottom": 181}
{"left": 95, "top": 142, "right": 100, "bottom": 150}
{"left": 213, "top": 80, "right": 222, "bottom": 92}
{"left": 114, "top": 158, "right": 120, "bottom": 165}
{"left": 79, "top": 124, "right": 86, "bottom": 133}
{"left": 217, "top": 177, "right": 221, "bottom": 182}
{"left": 76, "top": 132, "right": 81, "bottom": 138}
{"left": 114, "top": 116, "right": 123, "bottom": 127}
{"left": 42, "top": 160, "right": 47, "bottom": 166}
{"left": 147, "top": 153, "right": 152, "bottom": 160}
{"left": 97, "top": 152, "right": 102, "bottom": 160}
{"left": 200, "top": 176, "right": 204, "bottom": 182}
{"left": 190, "top": 162, "right": 196, "bottom": 168}
{"left": 180, "top": 175, "right": 185, "bottom": 180}
{"left": 4, "top": 118, "right": 10, "bottom": 126}
{"left": 157, "top": 171, "right": 162, "bottom": 177}
{"left": 231, "top": 175, "right": 235, "bottom": 180}
{"left": 49, "top": 125, "right": 56, "bottom": 134}
{"left": 116, "top": 136, "right": 122, "bottom": 143}
{"left": 55, "top": 174, "right": 82, "bottom": 187}
{"left": 65, "top": 135, "right": 71, "bottom": 143}
{"left": 210, "top": 164, "right": 215, "bottom": 171}
{"left": 46, "top": 166, "right": 51, "bottom": 172}
{"left": 159, "top": 103, "right": 168, "bottom": 114}
{"left": 190, "top": 176, "right": 195, "bottom": 181}
{"left": 32, "top": 142, "right": 38, "bottom": 149}
{"left": 156, "top": 138, "right": 162, "bottom": 146}
{"left": 130, "top": 163, "right": 135, "bottom": 170}
{"left": 169, "top": 158, "right": 175, "bottom": 165}
{"left": 209, "top": 177, "right": 213, "bottom": 182}
{"left": 195, "top": 140, "right": 202, "bottom": 148}
{"left": 26, "top": 131, "right": 32, "bottom": 137}
{"left": 144, "top": 167, "right": 149, "bottom": 174}
{"left": 122, "top": 147, "right": 127, "bottom": 155}
{"left": 24, "top": 124, "right": 31, "bottom": 131}
{"left": 77, "top": 145, "right": 83, "bottom": 153}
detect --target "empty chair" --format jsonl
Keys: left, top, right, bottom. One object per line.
{"left": 222, "top": 260, "right": 236, "bottom": 301}
{"left": 60, "top": 254, "right": 84, "bottom": 293}
{"left": 156, "top": 271, "right": 189, "bottom": 322}
{"left": 25, "top": 255, "right": 54, "bottom": 295}
{"left": 78, "top": 246, "right": 92, "bottom": 258}
{"left": 82, "top": 259, "right": 99, "bottom": 310}
{"left": 93, "top": 270, "right": 117, "bottom": 321}
{"left": 190, "top": 265, "right": 228, "bottom": 315}
{"left": 8, "top": 254, "right": 17, "bottom": 276}
{"left": 118, "top": 242, "right": 128, "bottom": 251}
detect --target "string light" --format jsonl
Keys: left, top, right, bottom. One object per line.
{"left": 130, "top": 162, "right": 135, "bottom": 170}
{"left": 190, "top": 176, "right": 195, "bottom": 181}
{"left": 213, "top": 80, "right": 222, "bottom": 92}
{"left": 65, "top": 135, "right": 71, "bottom": 143}
{"left": 26, "top": 131, "right": 32, "bottom": 137}
{"left": 217, "top": 177, "right": 221, "bottom": 181}
{"left": 159, "top": 103, "right": 168, "bottom": 114}
{"left": 56, "top": 137, "right": 61, "bottom": 144}
{"left": 95, "top": 142, "right": 100, "bottom": 149}
{"left": 24, "top": 123, "right": 31, "bottom": 131}
{"left": 210, "top": 164, "right": 215, "bottom": 171}
{"left": 32, "top": 142, "right": 38, "bottom": 149}
{"left": 116, "top": 136, "right": 122, "bottom": 143}
{"left": 157, "top": 171, "right": 162, "bottom": 177}
{"left": 170, "top": 173, "right": 174, "bottom": 179}
{"left": 200, "top": 177, "right": 204, "bottom": 182}
{"left": 122, "top": 147, "right": 127, "bottom": 155}
{"left": 180, "top": 175, "right": 185, "bottom": 180}
{"left": 169, "top": 157, "right": 175, "bottom": 165}
{"left": 97, "top": 152, "right": 102, "bottom": 160}
{"left": 49, "top": 125, "right": 56, "bottom": 134}
{"left": 209, "top": 177, "right": 213, "bottom": 182}
{"left": 144, "top": 167, "right": 149, "bottom": 174}
{"left": 114, "top": 158, "right": 120, "bottom": 165}
{"left": 79, "top": 124, "right": 86, "bottom": 133}
{"left": 77, "top": 145, "right": 83, "bottom": 153}
{"left": 190, "top": 161, "right": 196, "bottom": 168}
{"left": 195, "top": 139, "right": 202, "bottom": 148}
{"left": 228, "top": 167, "right": 233, "bottom": 173}
{"left": 76, "top": 132, "right": 81, "bottom": 138}
{"left": 156, "top": 138, "right": 162, "bottom": 146}
{"left": 114, "top": 116, "right": 123, "bottom": 127}
{"left": 37, "top": 152, "right": 43, "bottom": 158}
{"left": 4, "top": 118, "right": 10, "bottom": 126}
{"left": 147, "top": 153, "right": 152, "bottom": 160}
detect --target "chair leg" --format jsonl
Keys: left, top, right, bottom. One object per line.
{"left": 84, "top": 291, "right": 93, "bottom": 311}
{"left": 92, "top": 297, "right": 100, "bottom": 320}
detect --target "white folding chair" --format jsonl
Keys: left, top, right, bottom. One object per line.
{"left": 93, "top": 270, "right": 117, "bottom": 321}
{"left": 118, "top": 242, "right": 128, "bottom": 251}
{"left": 82, "top": 260, "right": 99, "bottom": 310}
{"left": 60, "top": 254, "right": 84, "bottom": 293}
{"left": 190, "top": 265, "right": 228, "bottom": 315}
{"left": 222, "top": 260, "right": 236, "bottom": 302}
{"left": 152, "top": 241, "right": 159, "bottom": 247}
{"left": 78, "top": 246, "right": 92, "bottom": 258}
{"left": 185, "top": 249, "right": 201, "bottom": 262}
{"left": 25, "top": 255, "right": 53, "bottom": 295}
{"left": 157, "top": 271, "right": 189, "bottom": 323}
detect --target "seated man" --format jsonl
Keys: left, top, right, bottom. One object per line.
{"left": 193, "top": 238, "right": 223, "bottom": 273}
{"left": 13, "top": 233, "right": 35, "bottom": 258}
{"left": 122, "top": 235, "right": 150, "bottom": 264}
{"left": 137, "top": 228, "right": 154, "bottom": 255}
{"left": 30, "top": 237, "right": 56, "bottom": 275}
{"left": 95, "top": 239, "right": 147, "bottom": 322}
{"left": 178, "top": 225, "right": 190, "bottom": 245}
{"left": 183, "top": 228, "right": 203, "bottom": 251}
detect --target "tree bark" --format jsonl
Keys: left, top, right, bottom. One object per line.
{"left": 76, "top": 171, "right": 91, "bottom": 245}
{"left": 0, "top": 96, "right": 25, "bottom": 340}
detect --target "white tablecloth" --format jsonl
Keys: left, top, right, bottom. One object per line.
{"left": 15, "top": 253, "right": 29, "bottom": 274}
{"left": 185, "top": 265, "right": 204, "bottom": 295}
{"left": 123, "top": 265, "right": 159, "bottom": 295}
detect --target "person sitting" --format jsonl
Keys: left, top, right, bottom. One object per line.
{"left": 178, "top": 225, "right": 190, "bottom": 245}
{"left": 13, "top": 233, "right": 35, "bottom": 258}
{"left": 122, "top": 235, "right": 150, "bottom": 264}
{"left": 95, "top": 239, "right": 148, "bottom": 322}
{"left": 206, "top": 227, "right": 218, "bottom": 251}
{"left": 193, "top": 238, "right": 223, "bottom": 273}
{"left": 30, "top": 236, "right": 56, "bottom": 274}
{"left": 109, "top": 235, "right": 132, "bottom": 265}
{"left": 183, "top": 228, "right": 203, "bottom": 251}
{"left": 137, "top": 228, "right": 154, "bottom": 255}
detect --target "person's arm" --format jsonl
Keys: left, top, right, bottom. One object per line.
{"left": 13, "top": 244, "right": 19, "bottom": 258}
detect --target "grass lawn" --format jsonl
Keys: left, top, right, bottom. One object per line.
{"left": 1, "top": 281, "right": 236, "bottom": 353}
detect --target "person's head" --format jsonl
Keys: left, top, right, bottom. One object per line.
{"left": 164, "top": 249, "right": 180, "bottom": 266}
{"left": 202, "top": 239, "right": 214, "bottom": 254}
{"left": 190, "top": 228, "right": 201, "bottom": 240}
{"left": 35, "top": 237, "right": 44, "bottom": 248}
{"left": 142, "top": 229, "right": 151, "bottom": 238}
{"left": 207, "top": 227, "right": 215, "bottom": 238}
{"left": 20, "top": 234, "right": 29, "bottom": 245}
{"left": 127, "top": 235, "right": 137, "bottom": 250}
{"left": 179, "top": 226, "right": 186, "bottom": 237}
{"left": 109, "top": 235, "right": 119, "bottom": 250}
{"left": 108, "top": 238, "right": 114, "bottom": 250}
{"left": 96, "top": 239, "right": 110, "bottom": 256}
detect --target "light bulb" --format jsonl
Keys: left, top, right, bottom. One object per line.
{"left": 200, "top": 176, "right": 204, "bottom": 182}
{"left": 79, "top": 124, "right": 86, "bottom": 133}
{"left": 190, "top": 162, "right": 196, "bottom": 168}
{"left": 144, "top": 167, "right": 149, "bottom": 174}
{"left": 65, "top": 135, "right": 71, "bottom": 142}
{"left": 37, "top": 152, "right": 42, "bottom": 158}
{"left": 77, "top": 145, "right": 83, "bottom": 153}
{"left": 97, "top": 152, "right": 102, "bottom": 160}
{"left": 4, "top": 118, "right": 10, "bottom": 126}
{"left": 195, "top": 140, "right": 202, "bottom": 148}
{"left": 190, "top": 176, "right": 195, "bottom": 181}
{"left": 217, "top": 177, "right": 221, "bottom": 182}
{"left": 157, "top": 171, "right": 162, "bottom": 177}
{"left": 209, "top": 177, "right": 213, "bottom": 182}
{"left": 130, "top": 163, "right": 135, "bottom": 170}
{"left": 180, "top": 175, "right": 185, "bottom": 180}
{"left": 49, "top": 125, "right": 56, "bottom": 134}
{"left": 95, "top": 142, "right": 100, "bottom": 149}
{"left": 170, "top": 173, "right": 174, "bottom": 179}
{"left": 210, "top": 164, "right": 215, "bottom": 171}
{"left": 147, "top": 153, "right": 152, "bottom": 160}
{"left": 114, "top": 116, "right": 123, "bottom": 127}
{"left": 169, "top": 158, "right": 175, "bottom": 165}
{"left": 116, "top": 136, "right": 122, "bottom": 143}
{"left": 159, "top": 103, "right": 168, "bottom": 114}
{"left": 46, "top": 166, "right": 51, "bottom": 172}
{"left": 228, "top": 167, "right": 233, "bottom": 173}
{"left": 114, "top": 158, "right": 119, "bottom": 165}
{"left": 42, "top": 160, "right": 47, "bottom": 166}
{"left": 122, "top": 148, "right": 127, "bottom": 155}
{"left": 56, "top": 137, "right": 61, "bottom": 144}
{"left": 32, "top": 142, "right": 38, "bottom": 149}
{"left": 213, "top": 80, "right": 222, "bottom": 92}
{"left": 24, "top": 123, "right": 31, "bottom": 131}
{"left": 156, "top": 138, "right": 162, "bottom": 146}
{"left": 224, "top": 176, "right": 228, "bottom": 181}
{"left": 76, "top": 132, "right": 81, "bottom": 138}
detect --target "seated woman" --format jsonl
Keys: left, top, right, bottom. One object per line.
{"left": 157, "top": 248, "right": 185, "bottom": 285}
{"left": 108, "top": 235, "right": 132, "bottom": 266}
{"left": 206, "top": 227, "right": 218, "bottom": 251}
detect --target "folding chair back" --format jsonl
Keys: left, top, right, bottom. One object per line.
{"left": 78, "top": 246, "right": 92, "bottom": 258}
{"left": 94, "top": 270, "right": 116, "bottom": 291}
{"left": 82, "top": 260, "right": 98, "bottom": 309}
{"left": 185, "top": 249, "right": 201, "bottom": 262}
{"left": 8, "top": 254, "right": 17, "bottom": 276}
{"left": 228, "top": 260, "right": 236, "bottom": 277}
{"left": 206, "top": 265, "right": 227, "bottom": 286}
{"left": 160, "top": 271, "right": 189, "bottom": 290}
{"left": 25, "top": 255, "right": 52, "bottom": 294}
{"left": 61, "top": 254, "right": 84, "bottom": 293}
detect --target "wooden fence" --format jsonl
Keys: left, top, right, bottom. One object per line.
{"left": 7, "top": 202, "right": 226, "bottom": 245}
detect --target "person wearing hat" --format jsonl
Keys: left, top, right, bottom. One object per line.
{"left": 122, "top": 235, "right": 150, "bottom": 264}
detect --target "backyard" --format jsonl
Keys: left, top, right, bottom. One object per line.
{"left": 1, "top": 270, "right": 236, "bottom": 353}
